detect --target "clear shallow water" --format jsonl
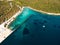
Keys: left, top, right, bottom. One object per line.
{"left": 1, "top": 7, "right": 60, "bottom": 45}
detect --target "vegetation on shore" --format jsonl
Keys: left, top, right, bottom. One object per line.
{"left": 0, "top": 1, "right": 19, "bottom": 24}
{"left": 0, "top": 0, "right": 60, "bottom": 24}
{"left": 15, "top": 0, "right": 60, "bottom": 13}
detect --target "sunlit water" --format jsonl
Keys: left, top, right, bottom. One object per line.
{"left": 1, "top": 7, "right": 60, "bottom": 45}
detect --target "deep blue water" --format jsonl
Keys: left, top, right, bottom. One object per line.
{"left": 1, "top": 7, "right": 60, "bottom": 45}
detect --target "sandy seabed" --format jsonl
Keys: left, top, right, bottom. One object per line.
{"left": 0, "top": 6, "right": 60, "bottom": 43}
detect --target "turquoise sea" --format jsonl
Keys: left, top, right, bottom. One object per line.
{"left": 1, "top": 7, "right": 60, "bottom": 45}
